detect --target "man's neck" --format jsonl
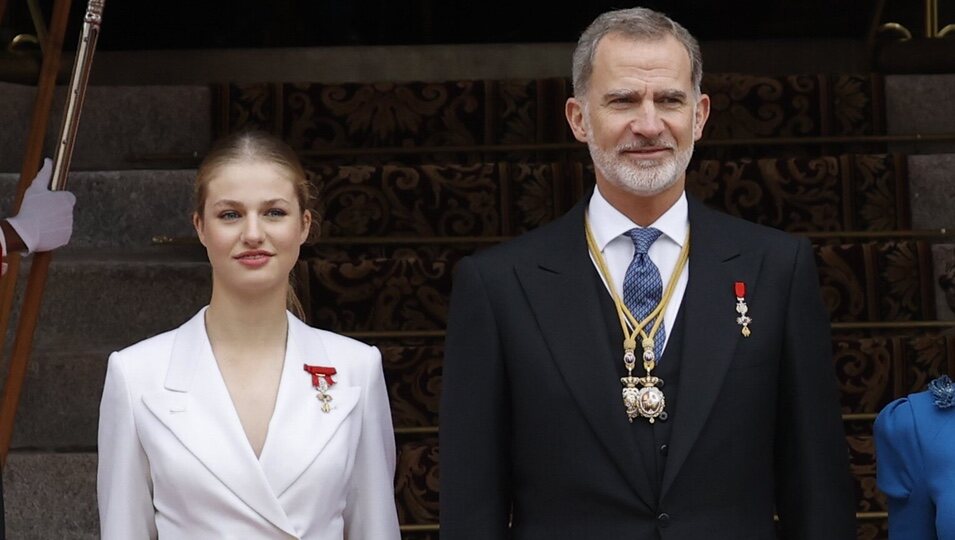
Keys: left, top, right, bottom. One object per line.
{"left": 595, "top": 177, "right": 685, "bottom": 227}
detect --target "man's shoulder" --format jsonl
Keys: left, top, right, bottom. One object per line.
{"left": 470, "top": 205, "right": 582, "bottom": 265}
{"left": 692, "top": 200, "right": 805, "bottom": 252}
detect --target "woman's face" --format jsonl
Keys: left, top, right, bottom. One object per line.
{"left": 194, "top": 160, "right": 311, "bottom": 297}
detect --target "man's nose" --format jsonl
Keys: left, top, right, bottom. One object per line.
{"left": 628, "top": 101, "right": 665, "bottom": 139}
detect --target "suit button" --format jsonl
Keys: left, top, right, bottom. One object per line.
{"left": 657, "top": 512, "right": 670, "bottom": 527}
{"left": 659, "top": 444, "right": 669, "bottom": 456}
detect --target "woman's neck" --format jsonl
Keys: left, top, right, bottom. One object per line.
{"left": 205, "top": 286, "right": 290, "bottom": 362}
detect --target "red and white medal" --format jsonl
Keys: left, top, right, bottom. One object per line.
{"left": 734, "top": 281, "right": 752, "bottom": 337}
{"left": 304, "top": 364, "right": 338, "bottom": 412}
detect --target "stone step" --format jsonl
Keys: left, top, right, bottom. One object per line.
{"left": 0, "top": 434, "right": 883, "bottom": 539}
{"left": 886, "top": 75, "right": 955, "bottom": 155}
{"left": 0, "top": 82, "right": 210, "bottom": 173}
{"left": 307, "top": 154, "right": 911, "bottom": 239}
{"left": 11, "top": 328, "right": 955, "bottom": 450}
{"left": 5, "top": 154, "right": 913, "bottom": 251}
{"left": 0, "top": 169, "right": 196, "bottom": 249}
{"left": 1, "top": 436, "right": 440, "bottom": 537}
{"left": 302, "top": 239, "right": 938, "bottom": 333}
{"left": 1, "top": 153, "right": 913, "bottom": 243}
{"left": 2, "top": 452, "right": 98, "bottom": 539}
{"left": 909, "top": 153, "right": 955, "bottom": 230}
{"left": 218, "top": 74, "right": 887, "bottom": 159}
{"left": 3, "top": 348, "right": 108, "bottom": 450}
{"left": 9, "top": 256, "right": 211, "bottom": 352}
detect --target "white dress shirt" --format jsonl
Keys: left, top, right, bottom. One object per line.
{"left": 587, "top": 187, "right": 690, "bottom": 353}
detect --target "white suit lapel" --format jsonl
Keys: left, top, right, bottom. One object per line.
{"left": 258, "top": 313, "right": 362, "bottom": 497}
{"left": 140, "top": 308, "right": 298, "bottom": 537}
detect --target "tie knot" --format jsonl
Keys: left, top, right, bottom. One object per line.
{"left": 627, "top": 227, "right": 663, "bottom": 254}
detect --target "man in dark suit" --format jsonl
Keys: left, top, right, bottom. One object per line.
{"left": 439, "top": 7, "right": 856, "bottom": 539}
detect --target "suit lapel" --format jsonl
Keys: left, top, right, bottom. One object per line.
{"left": 140, "top": 308, "right": 298, "bottom": 537}
{"left": 514, "top": 202, "right": 656, "bottom": 510}
{"left": 258, "top": 314, "right": 362, "bottom": 497}
{"left": 660, "top": 198, "right": 764, "bottom": 497}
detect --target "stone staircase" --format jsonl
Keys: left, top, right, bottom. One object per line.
{"left": 0, "top": 81, "right": 211, "bottom": 539}
{"left": 0, "top": 59, "right": 953, "bottom": 540}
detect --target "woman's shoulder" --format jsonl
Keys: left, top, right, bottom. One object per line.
{"left": 110, "top": 327, "right": 179, "bottom": 366}
{"left": 877, "top": 376, "right": 955, "bottom": 441}
{"left": 109, "top": 310, "right": 205, "bottom": 368}
{"left": 292, "top": 317, "right": 380, "bottom": 366}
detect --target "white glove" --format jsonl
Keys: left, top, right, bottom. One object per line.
{"left": 7, "top": 158, "right": 77, "bottom": 254}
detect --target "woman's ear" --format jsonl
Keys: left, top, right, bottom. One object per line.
{"left": 193, "top": 212, "right": 206, "bottom": 246}
{"left": 300, "top": 209, "right": 313, "bottom": 244}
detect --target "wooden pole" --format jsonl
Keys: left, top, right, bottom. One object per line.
{"left": 0, "top": 0, "right": 105, "bottom": 466}
{"left": 0, "top": 0, "right": 72, "bottom": 385}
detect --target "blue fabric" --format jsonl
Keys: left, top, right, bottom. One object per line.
{"left": 876, "top": 382, "right": 955, "bottom": 539}
{"left": 622, "top": 227, "right": 665, "bottom": 362}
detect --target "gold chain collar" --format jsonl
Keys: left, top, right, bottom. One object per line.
{"left": 584, "top": 212, "right": 690, "bottom": 423}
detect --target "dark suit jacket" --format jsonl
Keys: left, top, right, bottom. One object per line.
{"left": 439, "top": 193, "right": 856, "bottom": 539}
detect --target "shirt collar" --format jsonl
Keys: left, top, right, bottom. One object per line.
{"left": 587, "top": 185, "right": 688, "bottom": 251}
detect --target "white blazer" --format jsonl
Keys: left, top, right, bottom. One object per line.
{"left": 97, "top": 307, "right": 401, "bottom": 540}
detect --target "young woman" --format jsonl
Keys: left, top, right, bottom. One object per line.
{"left": 97, "top": 131, "right": 400, "bottom": 539}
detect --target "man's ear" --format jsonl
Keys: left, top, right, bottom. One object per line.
{"left": 693, "top": 93, "right": 711, "bottom": 141}
{"left": 565, "top": 97, "right": 590, "bottom": 143}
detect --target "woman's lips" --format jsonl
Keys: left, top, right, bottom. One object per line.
{"left": 234, "top": 251, "right": 273, "bottom": 268}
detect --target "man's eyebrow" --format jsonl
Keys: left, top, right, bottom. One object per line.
{"left": 602, "top": 88, "right": 688, "bottom": 102}
{"left": 656, "top": 89, "right": 688, "bottom": 101}
{"left": 603, "top": 89, "right": 643, "bottom": 101}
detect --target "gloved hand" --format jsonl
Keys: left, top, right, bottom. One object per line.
{"left": 6, "top": 158, "right": 77, "bottom": 254}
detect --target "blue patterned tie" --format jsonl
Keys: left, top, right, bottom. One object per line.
{"left": 622, "top": 227, "right": 666, "bottom": 362}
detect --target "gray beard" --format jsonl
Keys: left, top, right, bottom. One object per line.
{"left": 587, "top": 138, "right": 694, "bottom": 197}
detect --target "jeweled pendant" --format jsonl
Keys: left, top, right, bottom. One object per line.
{"left": 635, "top": 384, "right": 666, "bottom": 423}
{"left": 622, "top": 376, "right": 641, "bottom": 423}
{"left": 621, "top": 374, "right": 666, "bottom": 423}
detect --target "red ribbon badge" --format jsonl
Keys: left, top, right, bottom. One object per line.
{"left": 734, "top": 281, "right": 746, "bottom": 298}
{"left": 303, "top": 364, "right": 337, "bottom": 388}
{"left": 734, "top": 281, "right": 752, "bottom": 337}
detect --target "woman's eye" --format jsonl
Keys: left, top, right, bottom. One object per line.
{"left": 219, "top": 210, "right": 240, "bottom": 220}
{"left": 266, "top": 208, "right": 289, "bottom": 217}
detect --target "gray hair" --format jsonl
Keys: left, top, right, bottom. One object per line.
{"left": 571, "top": 7, "right": 703, "bottom": 97}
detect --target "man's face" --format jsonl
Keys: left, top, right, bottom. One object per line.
{"left": 566, "top": 33, "right": 710, "bottom": 198}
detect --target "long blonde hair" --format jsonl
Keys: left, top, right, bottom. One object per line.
{"left": 195, "top": 130, "right": 315, "bottom": 320}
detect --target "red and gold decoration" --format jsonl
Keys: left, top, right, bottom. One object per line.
{"left": 304, "top": 364, "right": 338, "bottom": 413}
{"left": 735, "top": 281, "right": 752, "bottom": 337}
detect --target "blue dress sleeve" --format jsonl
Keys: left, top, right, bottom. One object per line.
{"left": 875, "top": 395, "right": 936, "bottom": 539}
